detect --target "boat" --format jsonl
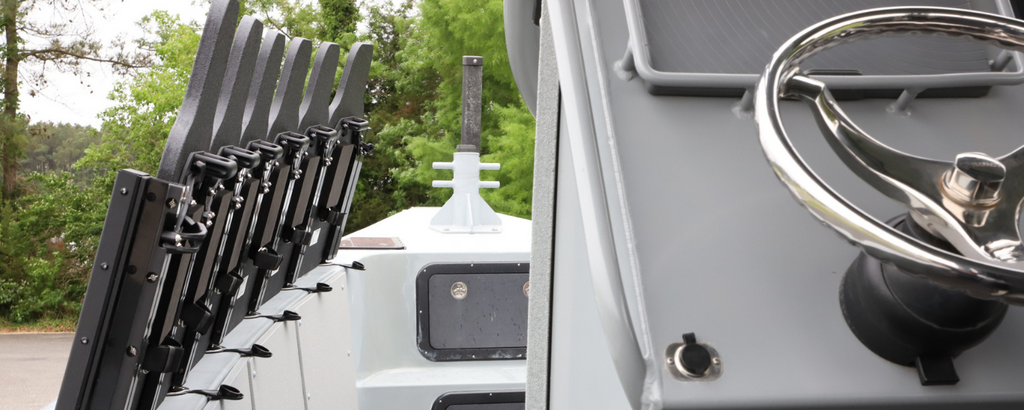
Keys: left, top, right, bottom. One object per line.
{"left": 47, "top": 0, "right": 1024, "bottom": 409}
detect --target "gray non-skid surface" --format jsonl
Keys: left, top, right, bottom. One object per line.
{"left": 569, "top": 0, "right": 1024, "bottom": 407}
{"left": 0, "top": 333, "right": 73, "bottom": 410}
{"left": 639, "top": 0, "right": 993, "bottom": 75}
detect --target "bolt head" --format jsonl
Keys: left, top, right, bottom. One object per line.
{"left": 120, "top": 187, "right": 128, "bottom": 195}
{"left": 81, "top": 337, "right": 88, "bottom": 344}
{"left": 943, "top": 152, "right": 1006, "bottom": 206}
{"left": 147, "top": 273, "right": 158, "bottom": 283}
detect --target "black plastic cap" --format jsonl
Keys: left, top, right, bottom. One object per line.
{"left": 680, "top": 343, "right": 712, "bottom": 376}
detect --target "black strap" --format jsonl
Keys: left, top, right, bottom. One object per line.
{"left": 284, "top": 282, "right": 332, "bottom": 293}
{"left": 215, "top": 269, "right": 244, "bottom": 295}
{"left": 167, "top": 384, "right": 244, "bottom": 401}
{"left": 208, "top": 343, "right": 273, "bottom": 358}
{"left": 246, "top": 309, "right": 301, "bottom": 322}
{"left": 282, "top": 225, "right": 309, "bottom": 245}
{"left": 252, "top": 247, "right": 283, "bottom": 270}
{"left": 141, "top": 338, "right": 184, "bottom": 373}
{"left": 181, "top": 302, "right": 214, "bottom": 334}
{"left": 323, "top": 208, "right": 347, "bottom": 227}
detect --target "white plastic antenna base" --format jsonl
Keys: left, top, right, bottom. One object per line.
{"left": 430, "top": 152, "right": 503, "bottom": 233}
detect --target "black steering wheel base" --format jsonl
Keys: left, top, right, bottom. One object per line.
{"left": 839, "top": 215, "right": 1008, "bottom": 386}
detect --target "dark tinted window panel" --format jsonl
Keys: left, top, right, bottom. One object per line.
{"left": 417, "top": 262, "right": 529, "bottom": 361}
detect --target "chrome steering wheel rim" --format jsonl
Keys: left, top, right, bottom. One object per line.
{"left": 755, "top": 6, "right": 1024, "bottom": 304}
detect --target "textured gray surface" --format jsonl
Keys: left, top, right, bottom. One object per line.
{"left": 428, "top": 273, "right": 530, "bottom": 349}
{"left": 552, "top": 0, "right": 1024, "bottom": 407}
{"left": 525, "top": 0, "right": 560, "bottom": 407}
{"left": 638, "top": 0, "right": 990, "bottom": 75}
{"left": 0, "top": 333, "right": 74, "bottom": 410}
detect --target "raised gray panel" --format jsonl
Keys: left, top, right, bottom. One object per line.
{"left": 639, "top": 0, "right": 989, "bottom": 76}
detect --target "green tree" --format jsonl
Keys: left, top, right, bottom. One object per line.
{"left": 354, "top": 0, "right": 535, "bottom": 228}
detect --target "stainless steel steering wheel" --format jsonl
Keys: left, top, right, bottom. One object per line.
{"left": 755, "top": 6, "right": 1024, "bottom": 304}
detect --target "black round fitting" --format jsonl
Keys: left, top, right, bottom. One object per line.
{"left": 839, "top": 215, "right": 1007, "bottom": 367}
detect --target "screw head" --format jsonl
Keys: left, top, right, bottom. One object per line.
{"left": 126, "top": 346, "right": 137, "bottom": 357}
{"left": 100, "top": 263, "right": 109, "bottom": 270}
{"left": 943, "top": 152, "right": 1006, "bottom": 206}
{"left": 451, "top": 282, "right": 468, "bottom": 300}
{"left": 120, "top": 187, "right": 128, "bottom": 195}
{"left": 147, "top": 273, "right": 158, "bottom": 283}
{"left": 81, "top": 337, "right": 88, "bottom": 344}
{"left": 167, "top": 198, "right": 177, "bottom": 209}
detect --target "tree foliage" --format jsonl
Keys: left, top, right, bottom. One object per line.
{"left": 347, "top": 0, "right": 535, "bottom": 233}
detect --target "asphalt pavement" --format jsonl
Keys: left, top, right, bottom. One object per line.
{"left": 0, "top": 333, "right": 74, "bottom": 410}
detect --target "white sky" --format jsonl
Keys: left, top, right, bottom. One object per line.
{"left": 20, "top": 1, "right": 212, "bottom": 128}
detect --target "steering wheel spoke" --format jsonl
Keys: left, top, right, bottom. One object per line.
{"left": 788, "top": 75, "right": 951, "bottom": 209}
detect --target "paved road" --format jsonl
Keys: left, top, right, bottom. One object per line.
{"left": 0, "top": 333, "right": 74, "bottom": 410}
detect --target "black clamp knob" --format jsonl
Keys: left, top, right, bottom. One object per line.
{"left": 141, "top": 338, "right": 184, "bottom": 373}
{"left": 251, "top": 247, "right": 283, "bottom": 271}
{"left": 282, "top": 226, "right": 309, "bottom": 245}
{"left": 181, "top": 301, "right": 214, "bottom": 335}
{"left": 214, "top": 269, "right": 244, "bottom": 296}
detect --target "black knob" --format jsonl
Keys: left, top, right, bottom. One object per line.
{"left": 677, "top": 333, "right": 712, "bottom": 377}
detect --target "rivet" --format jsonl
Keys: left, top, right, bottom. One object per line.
{"left": 127, "top": 346, "right": 137, "bottom": 357}
{"left": 81, "top": 337, "right": 88, "bottom": 344}
{"left": 126, "top": 266, "right": 137, "bottom": 275}
{"left": 100, "top": 263, "right": 109, "bottom": 270}
{"left": 120, "top": 187, "right": 128, "bottom": 195}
